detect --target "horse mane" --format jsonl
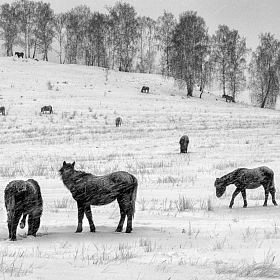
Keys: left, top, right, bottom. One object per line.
{"left": 217, "top": 168, "right": 246, "bottom": 187}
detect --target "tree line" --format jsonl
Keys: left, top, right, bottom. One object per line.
{"left": 1, "top": 0, "right": 280, "bottom": 109}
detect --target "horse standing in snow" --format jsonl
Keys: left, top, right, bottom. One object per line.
{"left": 179, "top": 135, "right": 189, "bottom": 153}
{"left": 59, "top": 161, "right": 138, "bottom": 233}
{"left": 115, "top": 117, "right": 122, "bottom": 127}
{"left": 214, "top": 166, "right": 278, "bottom": 208}
{"left": 4, "top": 179, "right": 43, "bottom": 241}
{"left": 41, "top": 105, "right": 53, "bottom": 114}
{"left": 0, "top": 106, "right": 5, "bottom": 115}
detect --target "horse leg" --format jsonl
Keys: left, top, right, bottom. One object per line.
{"left": 28, "top": 209, "right": 42, "bottom": 236}
{"left": 263, "top": 186, "right": 270, "bottom": 206}
{"left": 27, "top": 214, "right": 34, "bottom": 236}
{"left": 229, "top": 188, "right": 241, "bottom": 208}
{"left": 240, "top": 189, "right": 247, "bottom": 208}
{"left": 76, "top": 201, "right": 85, "bottom": 233}
{"left": 269, "top": 183, "right": 278, "bottom": 206}
{"left": 125, "top": 212, "right": 133, "bottom": 233}
{"left": 116, "top": 198, "right": 126, "bottom": 232}
{"left": 20, "top": 214, "right": 27, "bottom": 229}
{"left": 10, "top": 211, "right": 22, "bottom": 241}
{"left": 85, "top": 205, "right": 95, "bottom": 232}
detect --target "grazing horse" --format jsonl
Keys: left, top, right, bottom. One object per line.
{"left": 0, "top": 106, "right": 5, "bottom": 115}
{"left": 141, "top": 86, "right": 149, "bottom": 93}
{"left": 41, "top": 105, "right": 53, "bottom": 114}
{"left": 59, "top": 161, "right": 138, "bottom": 233}
{"left": 4, "top": 179, "right": 43, "bottom": 241}
{"left": 15, "top": 52, "right": 24, "bottom": 58}
{"left": 215, "top": 166, "right": 278, "bottom": 208}
{"left": 179, "top": 135, "right": 189, "bottom": 153}
{"left": 222, "top": 94, "right": 235, "bottom": 103}
{"left": 115, "top": 117, "right": 122, "bottom": 127}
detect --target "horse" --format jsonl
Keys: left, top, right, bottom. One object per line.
{"left": 59, "top": 161, "right": 138, "bottom": 233}
{"left": 179, "top": 135, "right": 189, "bottom": 153}
{"left": 41, "top": 105, "right": 53, "bottom": 114}
{"left": 15, "top": 52, "right": 24, "bottom": 58}
{"left": 4, "top": 179, "right": 43, "bottom": 241}
{"left": 222, "top": 94, "right": 235, "bottom": 103}
{"left": 0, "top": 106, "right": 5, "bottom": 115}
{"left": 141, "top": 86, "right": 149, "bottom": 93}
{"left": 214, "top": 166, "right": 278, "bottom": 208}
{"left": 115, "top": 117, "right": 122, "bottom": 127}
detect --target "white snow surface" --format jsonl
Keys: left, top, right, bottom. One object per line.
{"left": 0, "top": 57, "right": 280, "bottom": 279}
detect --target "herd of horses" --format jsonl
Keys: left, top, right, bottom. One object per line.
{"left": 4, "top": 160, "right": 278, "bottom": 241}
{"left": 1, "top": 76, "right": 276, "bottom": 241}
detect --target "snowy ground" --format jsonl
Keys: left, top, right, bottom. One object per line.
{"left": 1, "top": 57, "right": 280, "bottom": 280}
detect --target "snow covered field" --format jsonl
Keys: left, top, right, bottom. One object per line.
{"left": 1, "top": 57, "right": 280, "bottom": 280}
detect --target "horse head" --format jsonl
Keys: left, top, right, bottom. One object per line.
{"left": 214, "top": 178, "right": 226, "bottom": 198}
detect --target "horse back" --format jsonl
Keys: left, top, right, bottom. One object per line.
{"left": 4, "top": 180, "right": 42, "bottom": 214}
{"left": 239, "top": 166, "right": 274, "bottom": 189}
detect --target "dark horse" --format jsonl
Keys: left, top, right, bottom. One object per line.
{"left": 215, "top": 166, "right": 278, "bottom": 208}
{"left": 115, "top": 117, "right": 122, "bottom": 127}
{"left": 15, "top": 52, "right": 24, "bottom": 58}
{"left": 4, "top": 179, "right": 43, "bottom": 241}
{"left": 59, "top": 161, "right": 138, "bottom": 233}
{"left": 141, "top": 86, "right": 149, "bottom": 93}
{"left": 0, "top": 106, "right": 5, "bottom": 115}
{"left": 179, "top": 135, "right": 189, "bottom": 153}
{"left": 41, "top": 105, "right": 53, "bottom": 114}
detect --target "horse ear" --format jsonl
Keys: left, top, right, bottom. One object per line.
{"left": 72, "top": 161, "right": 75, "bottom": 168}
{"left": 63, "top": 161, "right": 66, "bottom": 166}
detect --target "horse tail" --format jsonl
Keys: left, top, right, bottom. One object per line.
{"left": 4, "top": 183, "right": 16, "bottom": 222}
{"left": 131, "top": 175, "right": 138, "bottom": 218}
{"left": 27, "top": 179, "right": 43, "bottom": 214}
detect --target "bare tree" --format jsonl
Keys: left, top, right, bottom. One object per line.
{"left": 0, "top": 3, "right": 19, "bottom": 56}
{"left": 107, "top": 2, "right": 139, "bottom": 72}
{"left": 64, "top": 5, "right": 91, "bottom": 64}
{"left": 137, "top": 16, "right": 157, "bottom": 73}
{"left": 212, "top": 25, "right": 249, "bottom": 99}
{"left": 249, "top": 33, "right": 280, "bottom": 108}
{"left": 85, "top": 12, "right": 107, "bottom": 67}
{"left": 33, "top": 1, "right": 54, "bottom": 61}
{"left": 13, "top": 0, "right": 37, "bottom": 58}
{"left": 157, "top": 11, "right": 176, "bottom": 77}
{"left": 53, "top": 13, "right": 67, "bottom": 64}
{"left": 170, "top": 11, "right": 208, "bottom": 96}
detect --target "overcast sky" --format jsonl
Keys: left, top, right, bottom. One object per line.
{"left": 3, "top": 0, "right": 280, "bottom": 50}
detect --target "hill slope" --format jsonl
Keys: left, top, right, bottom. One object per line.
{"left": 0, "top": 57, "right": 280, "bottom": 280}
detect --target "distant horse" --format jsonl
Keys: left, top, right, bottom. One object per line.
{"left": 115, "top": 117, "right": 122, "bottom": 127}
{"left": 0, "top": 106, "right": 5, "bottom": 115}
{"left": 15, "top": 52, "right": 24, "bottom": 58}
{"left": 215, "top": 166, "right": 278, "bottom": 208}
{"left": 4, "top": 179, "right": 43, "bottom": 241}
{"left": 179, "top": 135, "right": 189, "bottom": 153}
{"left": 222, "top": 94, "right": 235, "bottom": 103}
{"left": 59, "top": 161, "right": 138, "bottom": 233}
{"left": 41, "top": 105, "right": 53, "bottom": 114}
{"left": 141, "top": 86, "right": 149, "bottom": 93}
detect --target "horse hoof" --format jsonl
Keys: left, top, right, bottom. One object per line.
{"left": 125, "top": 229, "right": 132, "bottom": 233}
{"left": 243, "top": 206, "right": 247, "bottom": 208}
{"left": 263, "top": 204, "right": 267, "bottom": 207}
{"left": 75, "top": 229, "right": 83, "bottom": 233}
{"left": 229, "top": 205, "right": 233, "bottom": 208}
{"left": 115, "top": 228, "right": 122, "bottom": 233}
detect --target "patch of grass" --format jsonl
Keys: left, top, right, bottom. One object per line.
{"left": 216, "top": 250, "right": 280, "bottom": 278}
{"left": 175, "top": 195, "right": 195, "bottom": 211}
